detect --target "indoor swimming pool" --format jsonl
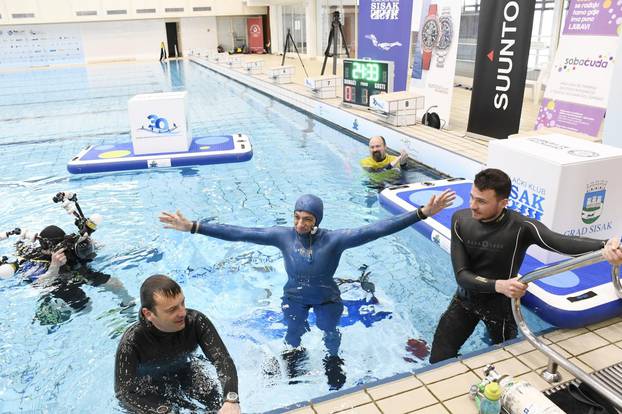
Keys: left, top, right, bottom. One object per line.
{"left": 0, "top": 61, "right": 551, "bottom": 413}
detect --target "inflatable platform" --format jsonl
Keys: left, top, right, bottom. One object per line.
{"left": 379, "top": 178, "right": 622, "bottom": 328}
{"left": 67, "top": 134, "right": 252, "bottom": 174}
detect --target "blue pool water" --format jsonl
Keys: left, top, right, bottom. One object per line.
{"left": 0, "top": 61, "right": 550, "bottom": 412}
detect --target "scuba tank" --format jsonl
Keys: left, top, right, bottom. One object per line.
{"left": 470, "top": 364, "right": 567, "bottom": 414}
{"left": 500, "top": 377, "right": 566, "bottom": 414}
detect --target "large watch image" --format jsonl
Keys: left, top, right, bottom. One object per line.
{"left": 435, "top": 9, "right": 454, "bottom": 68}
{"left": 225, "top": 391, "right": 239, "bottom": 403}
{"left": 421, "top": 4, "right": 439, "bottom": 71}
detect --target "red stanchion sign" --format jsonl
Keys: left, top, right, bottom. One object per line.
{"left": 247, "top": 17, "right": 264, "bottom": 53}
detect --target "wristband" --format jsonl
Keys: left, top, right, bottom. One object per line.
{"left": 190, "top": 221, "right": 198, "bottom": 234}
{"left": 416, "top": 207, "right": 428, "bottom": 220}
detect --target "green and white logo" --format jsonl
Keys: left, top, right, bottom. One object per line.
{"left": 581, "top": 181, "right": 606, "bottom": 225}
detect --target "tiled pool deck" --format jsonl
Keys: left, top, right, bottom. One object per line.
{"left": 274, "top": 317, "right": 622, "bottom": 414}
{"left": 186, "top": 53, "right": 620, "bottom": 413}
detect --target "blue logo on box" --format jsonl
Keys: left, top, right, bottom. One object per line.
{"left": 139, "top": 114, "right": 179, "bottom": 135}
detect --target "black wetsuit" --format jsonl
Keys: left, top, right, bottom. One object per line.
{"left": 429, "top": 208, "right": 605, "bottom": 363}
{"left": 46, "top": 267, "right": 111, "bottom": 310}
{"left": 115, "top": 309, "right": 238, "bottom": 413}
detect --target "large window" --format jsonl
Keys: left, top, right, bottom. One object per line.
{"left": 217, "top": 16, "right": 248, "bottom": 52}
{"left": 319, "top": 3, "right": 356, "bottom": 58}
{"left": 456, "top": 0, "right": 562, "bottom": 78}
{"left": 282, "top": 4, "right": 307, "bottom": 53}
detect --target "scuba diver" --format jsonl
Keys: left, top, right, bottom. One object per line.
{"left": 0, "top": 192, "right": 134, "bottom": 326}
{"left": 160, "top": 190, "right": 455, "bottom": 390}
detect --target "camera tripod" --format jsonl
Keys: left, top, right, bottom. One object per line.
{"left": 281, "top": 28, "right": 309, "bottom": 78}
{"left": 321, "top": 11, "right": 350, "bottom": 76}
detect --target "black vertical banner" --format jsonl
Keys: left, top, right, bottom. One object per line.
{"left": 467, "top": 0, "right": 535, "bottom": 139}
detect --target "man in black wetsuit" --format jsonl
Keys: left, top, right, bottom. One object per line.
{"left": 115, "top": 274, "right": 240, "bottom": 414}
{"left": 429, "top": 168, "right": 622, "bottom": 363}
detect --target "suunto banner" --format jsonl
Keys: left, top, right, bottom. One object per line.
{"left": 467, "top": 0, "right": 536, "bottom": 139}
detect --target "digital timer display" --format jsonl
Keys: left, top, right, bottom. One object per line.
{"left": 351, "top": 62, "right": 380, "bottom": 82}
{"left": 343, "top": 59, "right": 394, "bottom": 107}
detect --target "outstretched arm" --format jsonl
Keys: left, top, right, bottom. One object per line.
{"left": 336, "top": 190, "right": 455, "bottom": 250}
{"left": 524, "top": 217, "right": 605, "bottom": 256}
{"left": 160, "top": 210, "right": 285, "bottom": 247}
{"left": 524, "top": 218, "right": 622, "bottom": 266}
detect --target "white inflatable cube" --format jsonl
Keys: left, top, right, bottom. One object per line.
{"left": 488, "top": 133, "right": 622, "bottom": 263}
{"left": 128, "top": 92, "right": 191, "bottom": 155}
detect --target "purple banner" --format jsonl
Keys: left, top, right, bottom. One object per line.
{"left": 563, "top": 0, "right": 622, "bottom": 36}
{"left": 535, "top": 98, "right": 606, "bottom": 136}
{"left": 358, "top": 0, "right": 414, "bottom": 91}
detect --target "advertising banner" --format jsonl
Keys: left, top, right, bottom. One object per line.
{"left": 467, "top": 0, "right": 536, "bottom": 139}
{"left": 488, "top": 133, "right": 622, "bottom": 263}
{"left": 536, "top": 0, "right": 621, "bottom": 137}
{"left": 409, "top": 0, "right": 462, "bottom": 126}
{"left": 0, "top": 25, "right": 84, "bottom": 68}
{"left": 358, "top": 0, "right": 414, "bottom": 91}
{"left": 247, "top": 17, "right": 264, "bottom": 53}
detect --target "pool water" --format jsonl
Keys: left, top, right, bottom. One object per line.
{"left": 0, "top": 61, "right": 550, "bottom": 412}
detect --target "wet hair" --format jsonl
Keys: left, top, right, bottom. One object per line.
{"left": 474, "top": 168, "right": 511, "bottom": 200}
{"left": 369, "top": 136, "right": 386, "bottom": 146}
{"left": 140, "top": 274, "right": 182, "bottom": 313}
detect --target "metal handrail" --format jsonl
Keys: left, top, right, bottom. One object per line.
{"left": 512, "top": 249, "right": 622, "bottom": 410}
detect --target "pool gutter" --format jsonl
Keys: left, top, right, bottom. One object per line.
{"left": 190, "top": 57, "right": 483, "bottom": 180}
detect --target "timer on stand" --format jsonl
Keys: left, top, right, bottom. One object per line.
{"left": 342, "top": 59, "right": 394, "bottom": 107}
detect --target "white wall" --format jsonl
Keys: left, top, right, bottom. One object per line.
{"left": 0, "top": 17, "right": 221, "bottom": 67}
{"left": 179, "top": 16, "right": 218, "bottom": 55}
{"left": 81, "top": 17, "right": 220, "bottom": 62}
{"left": 0, "top": 0, "right": 266, "bottom": 25}
{"left": 80, "top": 20, "right": 166, "bottom": 62}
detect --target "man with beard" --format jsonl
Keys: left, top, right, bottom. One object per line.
{"left": 429, "top": 168, "right": 622, "bottom": 363}
{"left": 360, "top": 136, "right": 408, "bottom": 172}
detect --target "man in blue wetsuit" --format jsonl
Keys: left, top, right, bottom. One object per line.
{"left": 160, "top": 190, "right": 454, "bottom": 389}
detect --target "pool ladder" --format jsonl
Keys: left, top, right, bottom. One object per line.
{"left": 513, "top": 249, "right": 622, "bottom": 410}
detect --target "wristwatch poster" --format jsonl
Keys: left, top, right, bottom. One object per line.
{"left": 435, "top": 8, "right": 454, "bottom": 68}
{"left": 421, "top": 4, "right": 439, "bottom": 71}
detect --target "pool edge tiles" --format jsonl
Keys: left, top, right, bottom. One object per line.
{"left": 277, "top": 316, "right": 622, "bottom": 414}
{"left": 189, "top": 57, "right": 483, "bottom": 181}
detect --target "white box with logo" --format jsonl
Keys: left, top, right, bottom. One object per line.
{"left": 304, "top": 75, "right": 341, "bottom": 99}
{"left": 488, "top": 133, "right": 622, "bottom": 263}
{"left": 128, "top": 92, "right": 191, "bottom": 155}
{"left": 369, "top": 91, "right": 424, "bottom": 127}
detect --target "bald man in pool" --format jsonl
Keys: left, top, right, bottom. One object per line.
{"left": 160, "top": 190, "right": 455, "bottom": 390}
